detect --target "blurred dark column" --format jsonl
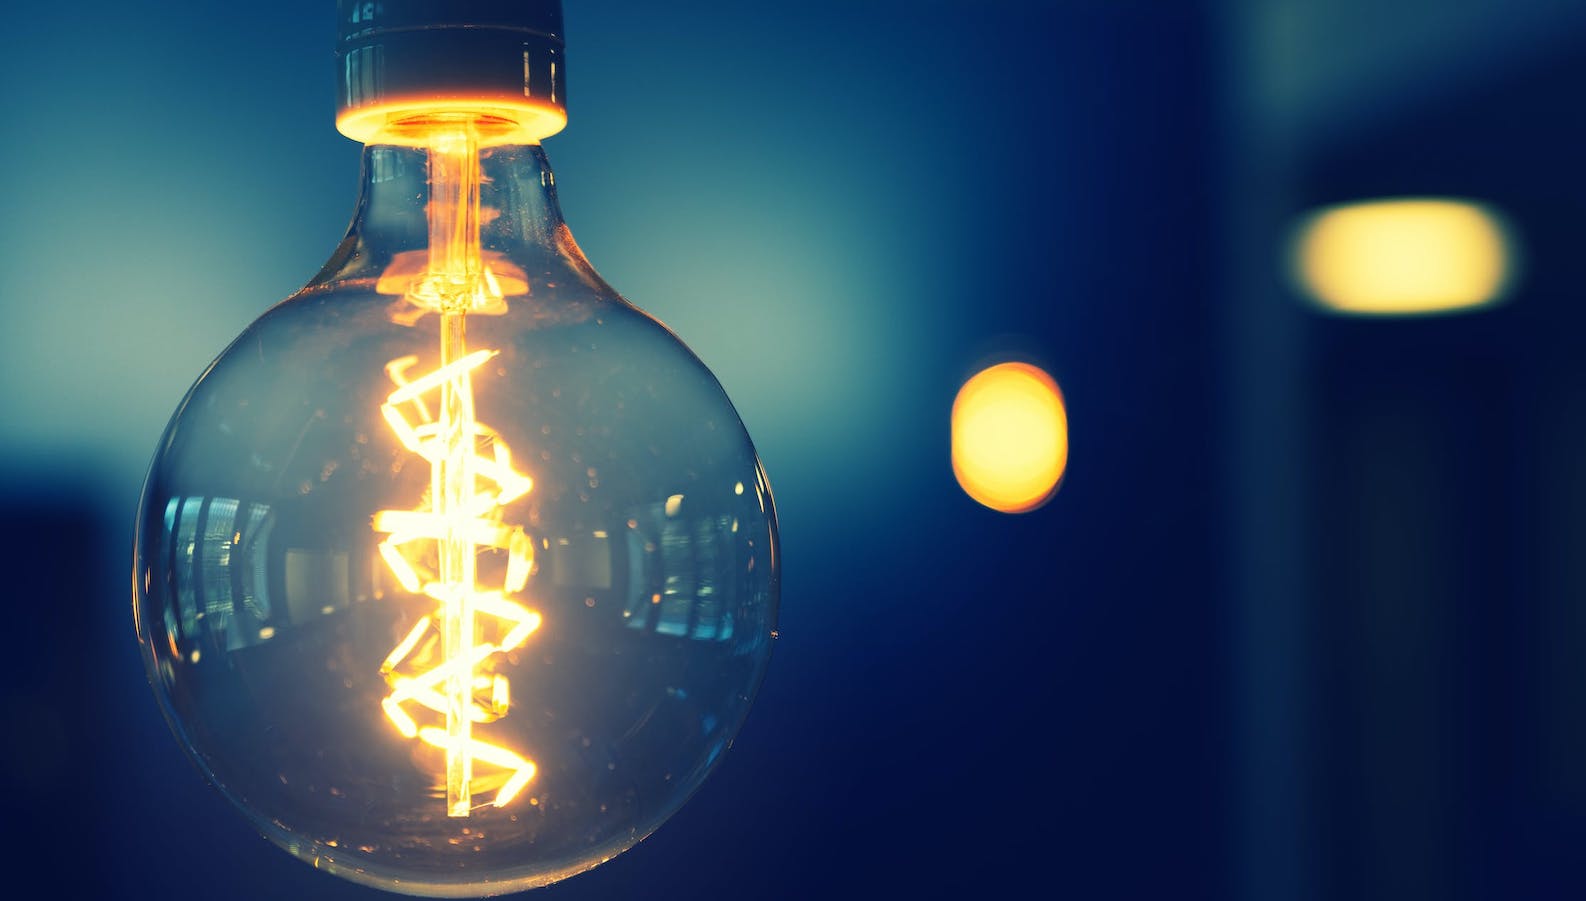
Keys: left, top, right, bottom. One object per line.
{"left": 0, "top": 481, "right": 113, "bottom": 893}
{"left": 0, "top": 466, "right": 381, "bottom": 899}
{"left": 1219, "top": 13, "right": 1319, "bottom": 901}
{"left": 1309, "top": 345, "right": 1492, "bottom": 899}
{"left": 1225, "top": 3, "right": 1586, "bottom": 898}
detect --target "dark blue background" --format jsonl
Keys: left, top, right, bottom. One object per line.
{"left": 4, "top": 1, "right": 1586, "bottom": 898}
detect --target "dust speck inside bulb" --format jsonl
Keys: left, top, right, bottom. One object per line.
{"left": 133, "top": 122, "right": 778, "bottom": 896}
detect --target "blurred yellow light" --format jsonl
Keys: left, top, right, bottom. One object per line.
{"left": 1292, "top": 198, "right": 1513, "bottom": 315}
{"left": 952, "top": 362, "right": 1067, "bottom": 513}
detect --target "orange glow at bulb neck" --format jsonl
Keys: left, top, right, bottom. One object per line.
{"left": 338, "top": 99, "right": 567, "bottom": 148}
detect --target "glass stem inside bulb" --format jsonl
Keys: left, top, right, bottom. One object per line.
{"left": 429, "top": 121, "right": 484, "bottom": 818}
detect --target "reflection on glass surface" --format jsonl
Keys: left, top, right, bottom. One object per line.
{"left": 162, "top": 496, "right": 279, "bottom": 652}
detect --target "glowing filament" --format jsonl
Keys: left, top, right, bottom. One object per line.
{"left": 374, "top": 349, "right": 539, "bottom": 816}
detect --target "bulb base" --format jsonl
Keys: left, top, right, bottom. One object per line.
{"left": 336, "top": 1, "right": 567, "bottom": 145}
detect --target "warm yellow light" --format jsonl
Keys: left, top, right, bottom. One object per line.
{"left": 374, "top": 350, "right": 542, "bottom": 816}
{"left": 951, "top": 362, "right": 1067, "bottom": 513}
{"left": 1292, "top": 198, "right": 1514, "bottom": 315}
{"left": 371, "top": 120, "right": 539, "bottom": 818}
{"left": 336, "top": 96, "right": 567, "bottom": 147}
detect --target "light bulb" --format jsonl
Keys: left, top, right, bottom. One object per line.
{"left": 132, "top": 3, "right": 779, "bottom": 896}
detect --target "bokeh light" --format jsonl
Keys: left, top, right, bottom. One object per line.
{"left": 951, "top": 362, "right": 1067, "bottom": 513}
{"left": 1291, "top": 198, "right": 1515, "bottom": 316}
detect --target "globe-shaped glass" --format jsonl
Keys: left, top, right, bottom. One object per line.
{"left": 133, "top": 125, "right": 778, "bottom": 896}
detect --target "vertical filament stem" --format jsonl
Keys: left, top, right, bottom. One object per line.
{"left": 429, "top": 120, "right": 482, "bottom": 817}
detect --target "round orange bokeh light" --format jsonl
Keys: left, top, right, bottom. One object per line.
{"left": 951, "top": 362, "right": 1067, "bottom": 513}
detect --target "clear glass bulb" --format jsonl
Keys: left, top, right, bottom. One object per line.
{"left": 133, "top": 117, "right": 779, "bottom": 896}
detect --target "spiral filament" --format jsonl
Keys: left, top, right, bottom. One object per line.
{"left": 373, "top": 348, "right": 541, "bottom": 815}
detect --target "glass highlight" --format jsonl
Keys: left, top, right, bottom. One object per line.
{"left": 1291, "top": 198, "right": 1515, "bottom": 316}
{"left": 951, "top": 362, "right": 1066, "bottom": 513}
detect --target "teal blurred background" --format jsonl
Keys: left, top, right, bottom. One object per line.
{"left": 5, "top": 1, "right": 1586, "bottom": 898}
